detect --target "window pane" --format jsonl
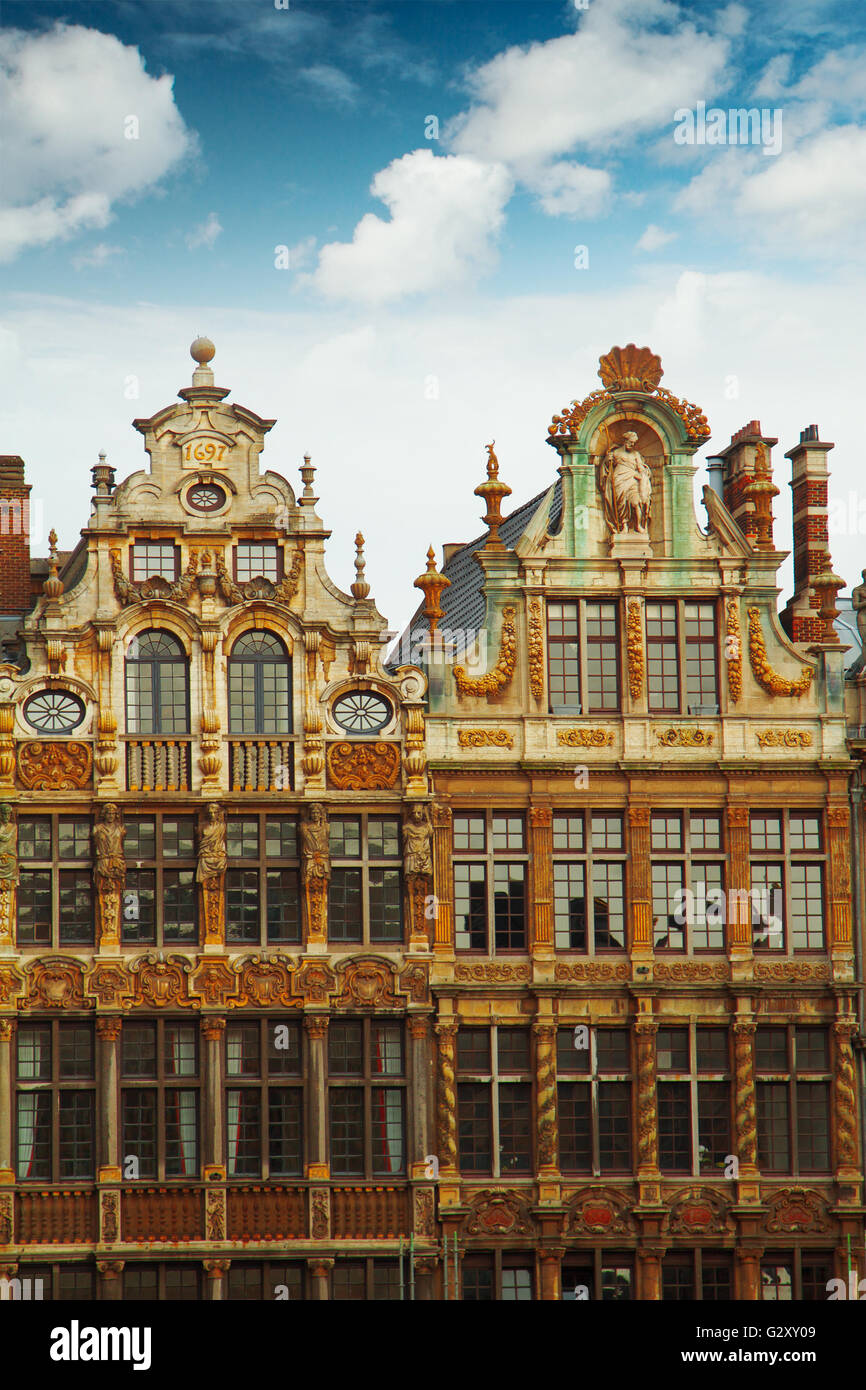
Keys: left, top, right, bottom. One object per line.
{"left": 269, "top": 1089, "right": 303, "bottom": 1176}
{"left": 657, "top": 1028, "right": 689, "bottom": 1072}
{"left": 498, "top": 1081, "right": 532, "bottom": 1173}
{"left": 796, "top": 1082, "right": 829, "bottom": 1172}
{"left": 453, "top": 815, "right": 484, "bottom": 852}
{"left": 757, "top": 1083, "right": 790, "bottom": 1171}
{"left": 457, "top": 1029, "right": 490, "bottom": 1073}
{"left": 329, "top": 868, "right": 362, "bottom": 942}
{"left": 455, "top": 863, "right": 486, "bottom": 951}
{"left": 329, "top": 1022, "right": 363, "bottom": 1076}
{"left": 558, "top": 1081, "right": 591, "bottom": 1172}
{"left": 371, "top": 1088, "right": 404, "bottom": 1175}
{"left": 59, "top": 1024, "right": 93, "bottom": 1078}
{"left": 122, "top": 1023, "right": 156, "bottom": 1078}
{"left": 371, "top": 1025, "right": 403, "bottom": 1076}
{"left": 658, "top": 1082, "right": 690, "bottom": 1172}
{"left": 493, "top": 862, "right": 526, "bottom": 950}
{"left": 329, "top": 1090, "right": 364, "bottom": 1176}
{"left": 59, "top": 1091, "right": 95, "bottom": 1178}
{"left": 554, "top": 861, "right": 586, "bottom": 950}
{"left": 457, "top": 1083, "right": 491, "bottom": 1173}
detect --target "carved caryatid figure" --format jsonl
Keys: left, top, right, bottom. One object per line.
{"left": 197, "top": 803, "right": 226, "bottom": 884}
{"left": 403, "top": 803, "right": 433, "bottom": 877}
{"left": 598, "top": 429, "right": 652, "bottom": 534}
{"left": 93, "top": 803, "right": 126, "bottom": 889}
{"left": 301, "top": 804, "right": 330, "bottom": 884}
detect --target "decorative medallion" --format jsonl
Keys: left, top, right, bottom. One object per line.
{"left": 668, "top": 1186, "right": 730, "bottom": 1236}
{"left": 18, "top": 741, "right": 92, "bottom": 789}
{"left": 464, "top": 1190, "right": 534, "bottom": 1237}
{"left": 326, "top": 740, "right": 401, "bottom": 789}
{"left": 764, "top": 1188, "right": 829, "bottom": 1235}
{"left": 334, "top": 956, "right": 401, "bottom": 1010}
{"left": 567, "top": 1188, "right": 636, "bottom": 1237}
{"left": 110, "top": 547, "right": 200, "bottom": 605}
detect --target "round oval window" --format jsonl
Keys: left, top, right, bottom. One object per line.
{"left": 332, "top": 690, "right": 392, "bottom": 734}
{"left": 24, "top": 689, "right": 86, "bottom": 734}
{"left": 187, "top": 483, "right": 227, "bottom": 512}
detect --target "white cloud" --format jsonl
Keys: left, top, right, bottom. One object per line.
{"left": 447, "top": 0, "right": 730, "bottom": 177}
{"left": 71, "top": 242, "right": 124, "bottom": 271}
{"left": 791, "top": 46, "right": 866, "bottom": 111}
{"left": 186, "top": 212, "right": 222, "bottom": 251}
{"left": 301, "top": 64, "right": 358, "bottom": 106}
{"left": 528, "top": 161, "right": 611, "bottom": 218}
{"left": 636, "top": 224, "right": 676, "bottom": 252}
{"left": 752, "top": 53, "right": 793, "bottom": 99}
{"left": 288, "top": 236, "right": 317, "bottom": 271}
{"left": 675, "top": 125, "right": 866, "bottom": 250}
{"left": 308, "top": 149, "right": 513, "bottom": 305}
{"left": 0, "top": 23, "right": 195, "bottom": 262}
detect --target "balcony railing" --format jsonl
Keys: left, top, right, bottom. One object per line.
{"left": 229, "top": 739, "right": 294, "bottom": 791}
{"left": 226, "top": 1186, "right": 307, "bottom": 1240}
{"left": 331, "top": 1186, "right": 411, "bottom": 1239}
{"left": 121, "top": 1187, "right": 203, "bottom": 1242}
{"left": 125, "top": 738, "right": 192, "bottom": 792}
{"left": 16, "top": 1190, "right": 98, "bottom": 1244}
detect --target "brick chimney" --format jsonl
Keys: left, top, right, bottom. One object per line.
{"left": 780, "top": 425, "right": 835, "bottom": 643}
{"left": 716, "top": 420, "right": 779, "bottom": 547}
{"left": 0, "top": 456, "right": 32, "bottom": 615}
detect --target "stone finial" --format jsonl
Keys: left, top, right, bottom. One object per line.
{"left": 299, "top": 454, "right": 318, "bottom": 506}
{"left": 190, "top": 336, "right": 215, "bottom": 387}
{"left": 414, "top": 546, "right": 450, "bottom": 635}
{"left": 474, "top": 441, "right": 512, "bottom": 548}
{"left": 351, "top": 532, "right": 371, "bottom": 600}
{"left": 43, "top": 528, "right": 64, "bottom": 600}
{"left": 91, "top": 451, "right": 115, "bottom": 495}
{"left": 812, "top": 567, "right": 845, "bottom": 643}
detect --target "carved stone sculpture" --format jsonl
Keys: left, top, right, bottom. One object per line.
{"left": 0, "top": 803, "right": 17, "bottom": 942}
{"left": 301, "top": 804, "right": 330, "bottom": 941}
{"left": 93, "top": 803, "right": 125, "bottom": 946}
{"left": 598, "top": 430, "right": 652, "bottom": 534}
{"left": 197, "top": 803, "right": 226, "bottom": 947}
{"left": 403, "top": 804, "right": 432, "bottom": 877}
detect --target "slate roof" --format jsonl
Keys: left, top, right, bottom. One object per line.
{"left": 392, "top": 477, "right": 562, "bottom": 664}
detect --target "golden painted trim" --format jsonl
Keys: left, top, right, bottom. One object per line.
{"left": 755, "top": 728, "right": 813, "bottom": 749}
{"left": 747, "top": 607, "right": 814, "bottom": 697}
{"left": 655, "top": 727, "right": 713, "bottom": 747}
{"left": 725, "top": 598, "right": 742, "bottom": 704}
{"left": 453, "top": 606, "right": 517, "bottom": 697}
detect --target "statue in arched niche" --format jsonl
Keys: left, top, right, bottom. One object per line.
{"left": 597, "top": 428, "right": 652, "bottom": 535}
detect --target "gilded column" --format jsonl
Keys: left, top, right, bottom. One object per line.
{"left": 538, "top": 1246, "right": 564, "bottom": 1301}
{"left": 726, "top": 805, "right": 752, "bottom": 955}
{"left": 409, "top": 1015, "right": 432, "bottom": 1174}
{"left": 827, "top": 806, "right": 853, "bottom": 955}
{"left": 635, "top": 1018, "right": 658, "bottom": 1179}
{"left": 628, "top": 806, "right": 652, "bottom": 953}
{"left": 93, "top": 804, "right": 125, "bottom": 950}
{"left": 431, "top": 804, "right": 453, "bottom": 952}
{"left": 435, "top": 1021, "right": 458, "bottom": 1175}
{"left": 533, "top": 1022, "right": 558, "bottom": 1179}
{"left": 198, "top": 624, "right": 223, "bottom": 790}
{"left": 733, "top": 1020, "right": 758, "bottom": 1180}
{"left": 833, "top": 1018, "right": 859, "bottom": 1178}
{"left": 93, "top": 622, "right": 119, "bottom": 786}
{"left": 202, "top": 1016, "right": 226, "bottom": 1168}
{"left": 197, "top": 803, "right": 226, "bottom": 949}
{"left": 0, "top": 805, "right": 17, "bottom": 952}
{"left": 305, "top": 1014, "right": 329, "bottom": 1179}
{"left": 0, "top": 705, "right": 15, "bottom": 793}
{"left": 96, "top": 1015, "right": 121, "bottom": 1173}
{"left": 529, "top": 807, "right": 553, "bottom": 952}
{"left": 0, "top": 1017, "right": 13, "bottom": 1178}
{"left": 301, "top": 631, "right": 325, "bottom": 788}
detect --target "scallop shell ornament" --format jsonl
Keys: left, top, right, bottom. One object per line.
{"left": 598, "top": 344, "right": 663, "bottom": 393}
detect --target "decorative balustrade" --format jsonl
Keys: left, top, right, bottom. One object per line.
{"left": 330, "top": 1186, "right": 411, "bottom": 1239}
{"left": 226, "top": 1186, "right": 307, "bottom": 1240}
{"left": 229, "top": 739, "right": 294, "bottom": 791}
{"left": 125, "top": 739, "right": 192, "bottom": 792}
{"left": 121, "top": 1187, "right": 203, "bottom": 1242}
{"left": 15, "top": 1190, "right": 98, "bottom": 1244}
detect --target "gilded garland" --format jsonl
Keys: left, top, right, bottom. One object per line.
{"left": 725, "top": 599, "right": 742, "bottom": 703}
{"left": 527, "top": 598, "right": 544, "bottom": 700}
{"left": 626, "top": 600, "right": 643, "bottom": 699}
{"left": 453, "top": 606, "right": 517, "bottom": 697}
{"left": 747, "top": 608, "right": 814, "bottom": 698}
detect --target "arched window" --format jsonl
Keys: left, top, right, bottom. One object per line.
{"left": 125, "top": 630, "right": 190, "bottom": 735}
{"left": 228, "top": 631, "right": 291, "bottom": 735}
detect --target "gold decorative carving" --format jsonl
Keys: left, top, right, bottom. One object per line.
{"left": 414, "top": 1188, "right": 436, "bottom": 1239}
{"left": 725, "top": 599, "right": 742, "bottom": 703}
{"left": 527, "top": 598, "right": 544, "bottom": 700}
{"left": 0, "top": 804, "right": 16, "bottom": 943}
{"left": 655, "top": 961, "right": 729, "bottom": 982}
{"left": 191, "top": 959, "right": 235, "bottom": 1007}
{"left": 753, "top": 960, "right": 829, "bottom": 982}
{"left": 311, "top": 1189, "right": 330, "bottom": 1240}
{"left": 130, "top": 954, "right": 198, "bottom": 1010}
{"left": 87, "top": 963, "right": 134, "bottom": 1010}
{"left": 0, "top": 1193, "right": 12, "bottom": 1245}
{"left": 213, "top": 547, "right": 302, "bottom": 605}
{"left": 598, "top": 344, "right": 663, "bottom": 393}
{"left": 656, "top": 727, "right": 713, "bottom": 747}
{"left": 553, "top": 961, "right": 629, "bottom": 982}
{"left": 435, "top": 1021, "right": 458, "bottom": 1172}
{"left": 534, "top": 1023, "right": 557, "bottom": 1170}
{"left": 566, "top": 1188, "right": 636, "bottom": 1237}
{"left": 205, "top": 1186, "right": 226, "bottom": 1241}
{"left": 23, "top": 958, "right": 91, "bottom": 1011}
{"left": 653, "top": 387, "right": 711, "bottom": 441}
{"left": 335, "top": 957, "right": 400, "bottom": 1009}
{"left": 668, "top": 1187, "right": 730, "bottom": 1235}
{"left": 230, "top": 955, "right": 297, "bottom": 1009}
{"left": 833, "top": 1020, "right": 858, "bottom": 1168}
{"left": 304, "top": 1015, "right": 329, "bottom": 1041}
{"left": 764, "top": 1187, "right": 829, "bottom": 1235}
{"left": 94, "top": 804, "right": 125, "bottom": 946}
{"left": 454, "top": 962, "right": 531, "bottom": 982}
{"left": 95, "top": 1016, "right": 122, "bottom": 1041}
{"left": 457, "top": 729, "right": 514, "bottom": 748}
{"left": 197, "top": 803, "right": 226, "bottom": 948}
{"left": 18, "top": 741, "right": 92, "bottom": 789}
{"left": 110, "top": 546, "right": 199, "bottom": 605}
{"left": 453, "top": 606, "right": 517, "bottom": 697}
{"left": 556, "top": 728, "right": 614, "bottom": 747}
{"left": 0, "top": 1017, "right": 13, "bottom": 1041}
{"left": 747, "top": 607, "right": 814, "bottom": 697}
{"left": 399, "top": 963, "right": 429, "bottom": 1004}
{"left": 294, "top": 960, "right": 336, "bottom": 1005}
{"left": 755, "top": 729, "right": 813, "bottom": 749}
{"left": 300, "top": 804, "right": 329, "bottom": 942}
{"left": 626, "top": 599, "right": 643, "bottom": 699}
{"left": 101, "top": 1191, "right": 119, "bottom": 1243}
{"left": 326, "top": 741, "right": 401, "bottom": 789}
{"left": 464, "top": 1190, "right": 533, "bottom": 1237}
{"left": 733, "top": 1022, "right": 757, "bottom": 1167}
{"left": 635, "top": 1021, "right": 658, "bottom": 1171}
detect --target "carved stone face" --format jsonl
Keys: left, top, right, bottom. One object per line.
{"left": 207, "top": 802, "right": 220, "bottom": 819}
{"left": 103, "top": 804, "right": 118, "bottom": 824}
{"left": 622, "top": 431, "right": 639, "bottom": 448}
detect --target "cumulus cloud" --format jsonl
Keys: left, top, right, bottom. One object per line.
{"left": 636, "top": 224, "right": 676, "bottom": 252}
{"left": 308, "top": 149, "right": 513, "bottom": 305}
{"left": 186, "top": 212, "right": 222, "bottom": 250}
{"left": 528, "top": 161, "right": 611, "bottom": 218}
{"left": 0, "top": 23, "right": 195, "bottom": 262}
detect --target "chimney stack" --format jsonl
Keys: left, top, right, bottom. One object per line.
{"left": 780, "top": 426, "right": 835, "bottom": 643}
{"left": 717, "top": 421, "right": 780, "bottom": 547}
{"left": 0, "top": 456, "right": 33, "bottom": 616}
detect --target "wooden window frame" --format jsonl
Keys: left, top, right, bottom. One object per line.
{"left": 327, "top": 1017, "right": 407, "bottom": 1180}
{"left": 123, "top": 813, "right": 198, "bottom": 946}
{"left": 656, "top": 1024, "right": 732, "bottom": 1178}
{"left": 17, "top": 813, "right": 93, "bottom": 949}
{"left": 15, "top": 1020, "right": 95, "bottom": 1183}
{"left": 453, "top": 810, "right": 528, "bottom": 954}
{"left": 749, "top": 810, "right": 826, "bottom": 954}
{"left": 120, "top": 1017, "right": 200, "bottom": 1181}
{"left": 225, "top": 813, "right": 301, "bottom": 947}
{"left": 755, "top": 1024, "right": 832, "bottom": 1176}
{"left": 328, "top": 813, "right": 403, "bottom": 947}
{"left": 556, "top": 1025, "right": 632, "bottom": 1176}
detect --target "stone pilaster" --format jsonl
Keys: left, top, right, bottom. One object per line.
{"left": 97, "top": 1260, "right": 124, "bottom": 1301}
{"left": 732, "top": 1019, "right": 759, "bottom": 1197}
{"left": 304, "top": 1014, "right": 329, "bottom": 1179}
{"left": 635, "top": 1017, "right": 659, "bottom": 1188}
{"left": 307, "top": 1257, "right": 333, "bottom": 1300}
{"left": 0, "top": 1017, "right": 13, "bottom": 1178}
{"left": 96, "top": 1015, "right": 121, "bottom": 1172}
{"left": 204, "top": 1258, "right": 230, "bottom": 1301}
{"left": 201, "top": 1016, "right": 226, "bottom": 1168}
{"left": 434, "top": 1020, "right": 458, "bottom": 1178}
{"left": 529, "top": 806, "right": 553, "bottom": 952}
{"left": 628, "top": 806, "right": 652, "bottom": 954}
{"left": 533, "top": 1022, "right": 558, "bottom": 1182}
{"left": 538, "top": 1246, "right": 564, "bottom": 1301}
{"left": 726, "top": 805, "right": 752, "bottom": 957}
{"left": 827, "top": 806, "right": 853, "bottom": 957}
{"left": 431, "top": 804, "right": 453, "bottom": 952}
{"left": 833, "top": 1018, "right": 859, "bottom": 1181}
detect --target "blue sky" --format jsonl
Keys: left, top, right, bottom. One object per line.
{"left": 2, "top": 0, "right": 866, "bottom": 629}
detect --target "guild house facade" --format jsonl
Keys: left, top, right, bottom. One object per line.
{"left": 0, "top": 340, "right": 861, "bottom": 1302}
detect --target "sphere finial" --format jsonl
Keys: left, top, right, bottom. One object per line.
{"left": 190, "top": 336, "right": 215, "bottom": 366}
